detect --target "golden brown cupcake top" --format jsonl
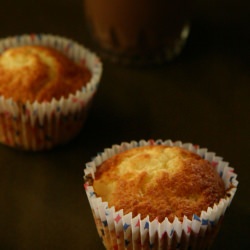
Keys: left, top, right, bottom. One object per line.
{"left": 0, "top": 45, "right": 91, "bottom": 103}
{"left": 93, "top": 145, "right": 226, "bottom": 222}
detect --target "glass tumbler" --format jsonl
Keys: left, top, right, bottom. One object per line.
{"left": 83, "top": 0, "right": 191, "bottom": 65}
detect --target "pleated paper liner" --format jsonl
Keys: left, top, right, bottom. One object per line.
{"left": 0, "top": 34, "right": 102, "bottom": 150}
{"left": 84, "top": 139, "right": 238, "bottom": 250}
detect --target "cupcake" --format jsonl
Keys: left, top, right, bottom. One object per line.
{"left": 0, "top": 34, "right": 102, "bottom": 150}
{"left": 84, "top": 139, "right": 238, "bottom": 250}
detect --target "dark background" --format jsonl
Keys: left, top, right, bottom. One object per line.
{"left": 0, "top": 0, "right": 249, "bottom": 249}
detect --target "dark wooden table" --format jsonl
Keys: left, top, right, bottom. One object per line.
{"left": 0, "top": 1, "right": 249, "bottom": 249}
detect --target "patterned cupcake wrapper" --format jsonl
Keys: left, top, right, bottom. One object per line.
{"left": 0, "top": 34, "right": 102, "bottom": 150}
{"left": 84, "top": 139, "right": 238, "bottom": 250}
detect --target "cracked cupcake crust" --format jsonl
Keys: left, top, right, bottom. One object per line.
{"left": 0, "top": 45, "right": 91, "bottom": 103}
{"left": 92, "top": 145, "right": 226, "bottom": 222}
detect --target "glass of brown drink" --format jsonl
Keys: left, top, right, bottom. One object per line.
{"left": 83, "top": 0, "right": 191, "bottom": 65}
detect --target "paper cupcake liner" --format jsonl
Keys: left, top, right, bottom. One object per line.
{"left": 0, "top": 34, "right": 102, "bottom": 150}
{"left": 84, "top": 139, "right": 238, "bottom": 250}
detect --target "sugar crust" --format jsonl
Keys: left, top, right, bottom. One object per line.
{"left": 93, "top": 145, "right": 226, "bottom": 222}
{"left": 0, "top": 45, "right": 91, "bottom": 103}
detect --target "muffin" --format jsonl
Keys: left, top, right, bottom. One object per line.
{"left": 0, "top": 45, "right": 92, "bottom": 103}
{"left": 0, "top": 34, "right": 102, "bottom": 150}
{"left": 84, "top": 139, "right": 238, "bottom": 250}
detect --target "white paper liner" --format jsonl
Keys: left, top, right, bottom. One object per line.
{"left": 0, "top": 34, "right": 102, "bottom": 150}
{"left": 84, "top": 139, "right": 238, "bottom": 250}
